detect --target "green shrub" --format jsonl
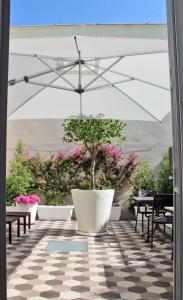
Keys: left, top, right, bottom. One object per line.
{"left": 6, "top": 141, "right": 34, "bottom": 205}
{"left": 156, "top": 151, "right": 173, "bottom": 193}
{"left": 131, "top": 160, "right": 155, "bottom": 196}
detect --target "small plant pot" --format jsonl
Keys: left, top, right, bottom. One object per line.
{"left": 110, "top": 206, "right": 122, "bottom": 220}
{"left": 15, "top": 203, "right": 38, "bottom": 224}
{"left": 37, "top": 205, "right": 74, "bottom": 221}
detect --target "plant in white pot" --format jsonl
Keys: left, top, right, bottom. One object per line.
{"left": 13, "top": 194, "right": 40, "bottom": 224}
{"left": 63, "top": 116, "right": 126, "bottom": 236}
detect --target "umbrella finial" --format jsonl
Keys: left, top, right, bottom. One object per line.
{"left": 74, "top": 36, "right": 80, "bottom": 57}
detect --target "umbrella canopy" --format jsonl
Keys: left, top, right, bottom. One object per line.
{"left": 8, "top": 25, "right": 170, "bottom": 122}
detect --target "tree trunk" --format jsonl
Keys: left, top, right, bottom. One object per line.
{"left": 91, "top": 153, "right": 96, "bottom": 189}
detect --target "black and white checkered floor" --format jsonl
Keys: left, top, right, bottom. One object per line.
{"left": 7, "top": 220, "right": 173, "bottom": 300}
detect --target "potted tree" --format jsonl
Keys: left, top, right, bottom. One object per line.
{"left": 63, "top": 117, "right": 126, "bottom": 236}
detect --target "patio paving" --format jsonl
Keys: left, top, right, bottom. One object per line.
{"left": 7, "top": 220, "right": 173, "bottom": 300}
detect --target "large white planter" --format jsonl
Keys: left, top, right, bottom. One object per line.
{"left": 37, "top": 205, "right": 74, "bottom": 221}
{"left": 71, "top": 189, "right": 114, "bottom": 236}
{"left": 6, "top": 203, "right": 38, "bottom": 224}
{"left": 110, "top": 206, "right": 122, "bottom": 220}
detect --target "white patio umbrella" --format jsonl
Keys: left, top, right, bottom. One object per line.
{"left": 8, "top": 26, "right": 170, "bottom": 122}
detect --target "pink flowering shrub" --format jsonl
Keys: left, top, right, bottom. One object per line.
{"left": 26, "top": 145, "right": 139, "bottom": 204}
{"left": 14, "top": 194, "right": 41, "bottom": 205}
{"left": 85, "top": 145, "right": 139, "bottom": 189}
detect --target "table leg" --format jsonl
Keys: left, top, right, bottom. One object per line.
{"left": 23, "top": 216, "right": 26, "bottom": 234}
{"left": 28, "top": 215, "right": 31, "bottom": 229}
{"left": 135, "top": 204, "right": 139, "bottom": 232}
{"left": 9, "top": 223, "right": 12, "bottom": 244}
{"left": 17, "top": 218, "right": 20, "bottom": 237}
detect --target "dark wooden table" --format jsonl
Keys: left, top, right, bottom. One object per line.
{"left": 6, "top": 216, "right": 20, "bottom": 244}
{"left": 133, "top": 196, "right": 154, "bottom": 204}
{"left": 6, "top": 211, "right": 31, "bottom": 234}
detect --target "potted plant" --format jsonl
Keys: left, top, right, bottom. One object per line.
{"left": 131, "top": 160, "right": 155, "bottom": 219}
{"left": 63, "top": 117, "right": 126, "bottom": 235}
{"left": 37, "top": 191, "right": 74, "bottom": 221}
{"left": 6, "top": 141, "right": 35, "bottom": 212}
{"left": 13, "top": 194, "right": 40, "bottom": 224}
{"left": 156, "top": 151, "right": 173, "bottom": 193}
{"left": 28, "top": 153, "right": 74, "bottom": 221}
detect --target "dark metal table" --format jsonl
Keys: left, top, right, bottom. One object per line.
{"left": 133, "top": 197, "right": 154, "bottom": 234}
{"left": 6, "top": 211, "right": 31, "bottom": 234}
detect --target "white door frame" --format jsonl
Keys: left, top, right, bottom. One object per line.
{"left": 167, "top": 0, "right": 183, "bottom": 299}
{"left": 0, "top": 1, "right": 182, "bottom": 299}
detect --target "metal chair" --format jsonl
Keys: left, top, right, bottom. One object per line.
{"left": 147, "top": 194, "right": 173, "bottom": 249}
{"left": 135, "top": 190, "right": 157, "bottom": 234}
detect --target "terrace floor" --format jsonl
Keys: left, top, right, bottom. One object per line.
{"left": 7, "top": 220, "right": 173, "bottom": 300}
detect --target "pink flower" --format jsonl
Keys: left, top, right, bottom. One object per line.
{"left": 57, "top": 150, "right": 69, "bottom": 159}
{"left": 14, "top": 194, "right": 41, "bottom": 205}
{"left": 73, "top": 147, "right": 85, "bottom": 161}
{"left": 101, "top": 145, "right": 124, "bottom": 160}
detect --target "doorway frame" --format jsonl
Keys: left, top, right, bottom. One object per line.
{"left": 167, "top": 0, "right": 183, "bottom": 299}
{"left": 0, "top": 1, "right": 182, "bottom": 299}
{"left": 0, "top": 0, "right": 10, "bottom": 300}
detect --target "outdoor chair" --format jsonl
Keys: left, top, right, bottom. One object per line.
{"left": 135, "top": 190, "right": 157, "bottom": 234}
{"left": 147, "top": 194, "right": 173, "bottom": 249}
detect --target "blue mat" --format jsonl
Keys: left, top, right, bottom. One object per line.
{"left": 46, "top": 241, "right": 88, "bottom": 252}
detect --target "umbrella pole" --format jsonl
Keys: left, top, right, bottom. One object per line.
{"left": 80, "top": 93, "right": 83, "bottom": 120}
{"left": 74, "top": 36, "right": 83, "bottom": 120}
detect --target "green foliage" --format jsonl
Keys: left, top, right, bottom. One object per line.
{"left": 63, "top": 118, "right": 126, "bottom": 145}
{"left": 63, "top": 117, "right": 126, "bottom": 189}
{"left": 156, "top": 151, "right": 173, "bottom": 193}
{"left": 6, "top": 141, "right": 34, "bottom": 205}
{"left": 8, "top": 137, "right": 138, "bottom": 206}
{"left": 131, "top": 160, "right": 155, "bottom": 196}
{"left": 28, "top": 154, "right": 67, "bottom": 205}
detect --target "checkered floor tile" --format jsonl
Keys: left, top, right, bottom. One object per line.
{"left": 7, "top": 220, "right": 173, "bottom": 300}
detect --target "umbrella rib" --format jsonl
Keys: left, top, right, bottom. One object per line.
{"left": 83, "top": 56, "right": 124, "bottom": 89}
{"left": 86, "top": 62, "right": 170, "bottom": 91}
{"left": 27, "top": 80, "right": 75, "bottom": 92}
{"left": 85, "top": 64, "right": 161, "bottom": 123}
{"left": 8, "top": 64, "right": 76, "bottom": 118}
{"left": 10, "top": 52, "right": 76, "bottom": 62}
{"left": 8, "top": 61, "right": 76, "bottom": 86}
{"left": 85, "top": 78, "right": 134, "bottom": 92}
{"left": 84, "top": 50, "right": 168, "bottom": 62}
{"left": 112, "top": 86, "right": 161, "bottom": 123}
{"left": 35, "top": 54, "right": 77, "bottom": 89}
{"left": 8, "top": 76, "right": 59, "bottom": 118}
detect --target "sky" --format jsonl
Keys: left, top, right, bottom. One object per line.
{"left": 10, "top": 0, "right": 166, "bottom": 26}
